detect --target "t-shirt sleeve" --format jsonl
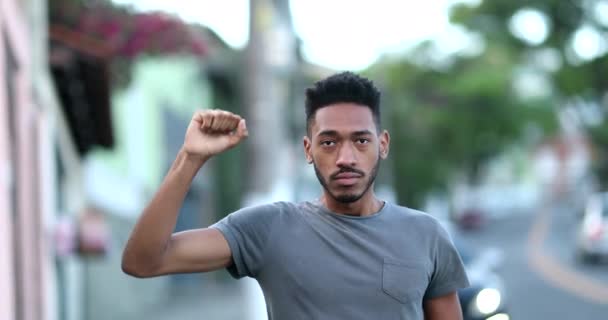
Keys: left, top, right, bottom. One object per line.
{"left": 424, "top": 222, "right": 470, "bottom": 300}
{"left": 210, "top": 202, "right": 280, "bottom": 279}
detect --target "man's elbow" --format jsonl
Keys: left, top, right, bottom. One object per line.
{"left": 121, "top": 254, "right": 159, "bottom": 278}
{"left": 122, "top": 263, "right": 145, "bottom": 278}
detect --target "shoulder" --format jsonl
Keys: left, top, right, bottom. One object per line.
{"left": 388, "top": 203, "right": 444, "bottom": 229}
{"left": 227, "top": 201, "right": 297, "bottom": 222}
{"left": 214, "top": 201, "right": 298, "bottom": 236}
{"left": 387, "top": 203, "right": 453, "bottom": 240}
{"left": 231, "top": 201, "right": 293, "bottom": 215}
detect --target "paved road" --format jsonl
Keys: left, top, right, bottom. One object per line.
{"left": 456, "top": 200, "right": 608, "bottom": 320}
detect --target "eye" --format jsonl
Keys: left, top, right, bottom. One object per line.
{"left": 356, "top": 138, "right": 370, "bottom": 144}
{"left": 320, "top": 140, "right": 336, "bottom": 147}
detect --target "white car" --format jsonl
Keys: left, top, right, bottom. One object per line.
{"left": 576, "top": 192, "right": 608, "bottom": 263}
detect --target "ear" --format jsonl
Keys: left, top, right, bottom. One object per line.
{"left": 303, "top": 136, "right": 313, "bottom": 164}
{"left": 379, "top": 130, "right": 390, "bottom": 159}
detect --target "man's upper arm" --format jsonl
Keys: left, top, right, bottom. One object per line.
{"left": 209, "top": 203, "right": 282, "bottom": 278}
{"left": 155, "top": 228, "right": 233, "bottom": 275}
{"left": 424, "top": 219, "right": 470, "bottom": 299}
{"left": 423, "top": 291, "right": 463, "bottom": 320}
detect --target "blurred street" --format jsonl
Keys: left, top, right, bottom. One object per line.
{"left": 142, "top": 280, "right": 246, "bottom": 320}
{"left": 3, "top": 0, "right": 608, "bottom": 319}
{"left": 457, "top": 198, "right": 608, "bottom": 320}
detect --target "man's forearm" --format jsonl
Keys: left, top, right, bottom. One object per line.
{"left": 121, "top": 149, "right": 208, "bottom": 276}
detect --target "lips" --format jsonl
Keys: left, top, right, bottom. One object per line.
{"left": 332, "top": 172, "right": 362, "bottom": 186}
{"left": 334, "top": 172, "right": 361, "bottom": 179}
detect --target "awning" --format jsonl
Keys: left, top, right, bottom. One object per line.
{"left": 49, "top": 24, "right": 114, "bottom": 156}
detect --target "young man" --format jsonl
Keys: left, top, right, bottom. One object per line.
{"left": 122, "top": 72, "right": 469, "bottom": 319}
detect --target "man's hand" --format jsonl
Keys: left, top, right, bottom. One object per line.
{"left": 183, "top": 110, "right": 248, "bottom": 159}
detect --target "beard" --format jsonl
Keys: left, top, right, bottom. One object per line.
{"left": 313, "top": 156, "right": 381, "bottom": 204}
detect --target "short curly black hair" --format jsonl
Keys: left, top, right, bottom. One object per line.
{"left": 305, "top": 72, "right": 381, "bottom": 134}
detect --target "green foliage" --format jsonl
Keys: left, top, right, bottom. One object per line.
{"left": 454, "top": 0, "right": 608, "bottom": 188}
{"left": 374, "top": 0, "right": 608, "bottom": 205}
{"left": 368, "top": 36, "right": 557, "bottom": 208}
{"left": 450, "top": 0, "right": 585, "bottom": 49}
{"left": 50, "top": 0, "right": 210, "bottom": 89}
{"left": 555, "top": 56, "right": 608, "bottom": 96}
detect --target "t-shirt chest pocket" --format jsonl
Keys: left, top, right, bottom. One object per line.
{"left": 381, "top": 258, "right": 430, "bottom": 304}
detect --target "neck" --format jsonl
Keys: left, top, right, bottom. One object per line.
{"left": 320, "top": 190, "right": 384, "bottom": 217}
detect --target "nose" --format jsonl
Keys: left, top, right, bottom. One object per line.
{"left": 336, "top": 142, "right": 357, "bottom": 167}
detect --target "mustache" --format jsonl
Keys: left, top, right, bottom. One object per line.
{"left": 330, "top": 166, "right": 365, "bottom": 180}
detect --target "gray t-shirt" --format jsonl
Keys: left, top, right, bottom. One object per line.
{"left": 211, "top": 200, "right": 469, "bottom": 320}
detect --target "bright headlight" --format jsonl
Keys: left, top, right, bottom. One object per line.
{"left": 474, "top": 288, "right": 501, "bottom": 315}
{"left": 487, "top": 314, "right": 510, "bottom": 320}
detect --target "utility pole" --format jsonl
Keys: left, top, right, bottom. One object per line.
{"left": 242, "top": 0, "right": 297, "bottom": 318}
{"left": 243, "top": 0, "right": 296, "bottom": 202}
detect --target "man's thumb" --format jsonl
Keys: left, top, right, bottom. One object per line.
{"left": 235, "top": 119, "right": 248, "bottom": 138}
{"left": 228, "top": 119, "right": 248, "bottom": 146}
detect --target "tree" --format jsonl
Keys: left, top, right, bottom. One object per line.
{"left": 368, "top": 31, "right": 557, "bottom": 208}
{"left": 49, "top": 0, "right": 210, "bottom": 88}
{"left": 451, "top": 0, "right": 608, "bottom": 189}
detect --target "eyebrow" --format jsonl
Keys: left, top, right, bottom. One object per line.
{"left": 352, "top": 130, "right": 374, "bottom": 136}
{"left": 316, "top": 129, "right": 374, "bottom": 137}
{"left": 317, "top": 130, "right": 338, "bottom": 137}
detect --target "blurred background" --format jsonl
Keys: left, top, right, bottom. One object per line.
{"left": 1, "top": 0, "right": 608, "bottom": 319}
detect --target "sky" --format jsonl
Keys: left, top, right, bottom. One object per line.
{"left": 290, "top": 0, "right": 455, "bottom": 70}
{"left": 110, "top": 0, "right": 607, "bottom": 70}
{"left": 111, "top": 0, "right": 466, "bottom": 71}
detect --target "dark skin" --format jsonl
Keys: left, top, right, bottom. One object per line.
{"left": 121, "top": 105, "right": 463, "bottom": 320}
{"left": 304, "top": 103, "right": 388, "bottom": 216}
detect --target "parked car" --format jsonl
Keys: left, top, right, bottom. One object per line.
{"left": 576, "top": 192, "right": 608, "bottom": 263}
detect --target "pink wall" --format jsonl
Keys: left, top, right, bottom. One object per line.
{"left": 0, "top": 0, "right": 46, "bottom": 319}
{"left": 0, "top": 15, "right": 17, "bottom": 320}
